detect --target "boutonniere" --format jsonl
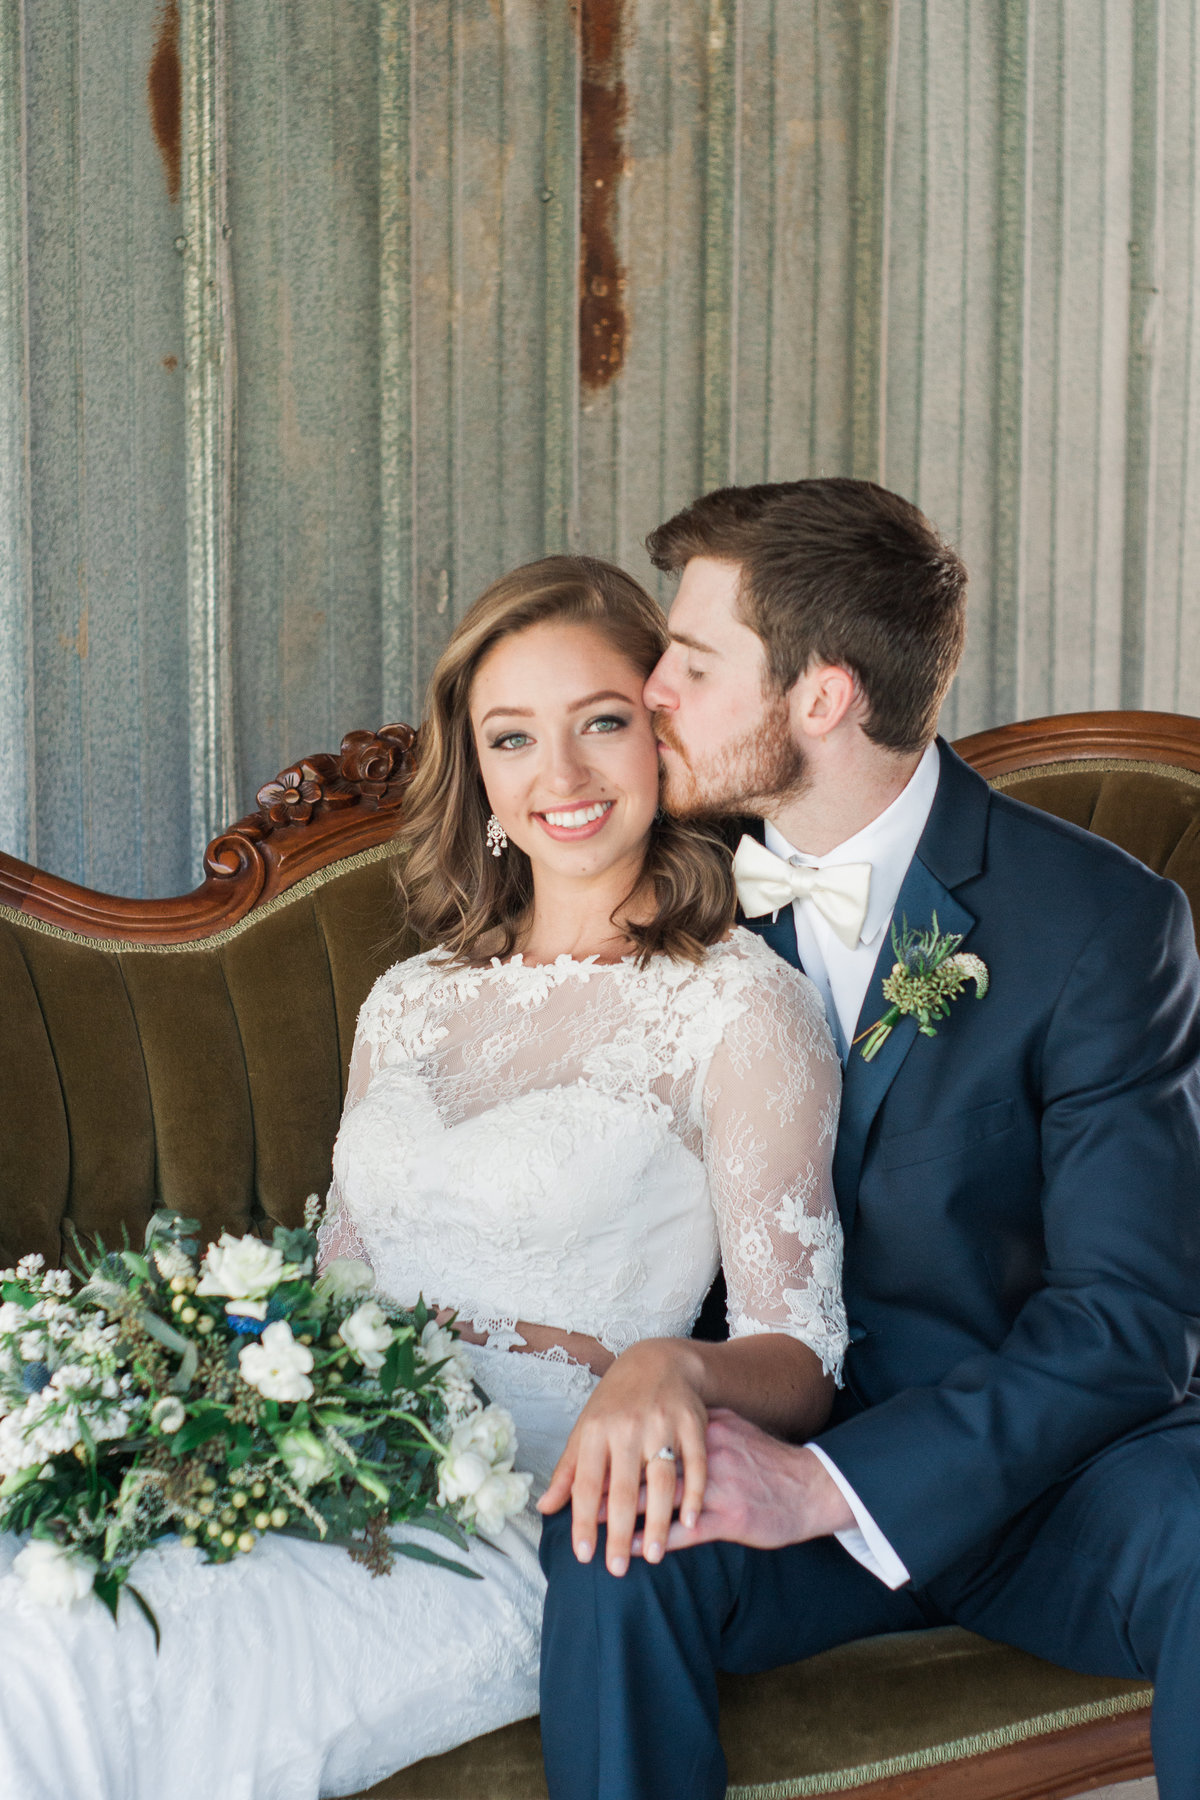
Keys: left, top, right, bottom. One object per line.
{"left": 856, "top": 913, "right": 989, "bottom": 1062}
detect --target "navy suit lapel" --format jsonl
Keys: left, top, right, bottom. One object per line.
{"left": 833, "top": 859, "right": 975, "bottom": 1227}
{"left": 832, "top": 741, "right": 989, "bottom": 1230}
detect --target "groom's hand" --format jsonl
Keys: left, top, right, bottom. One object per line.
{"left": 631, "top": 1407, "right": 854, "bottom": 1555}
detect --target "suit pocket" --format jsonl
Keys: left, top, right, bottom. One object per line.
{"left": 878, "top": 1099, "right": 1016, "bottom": 1172}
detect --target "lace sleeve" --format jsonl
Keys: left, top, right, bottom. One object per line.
{"left": 316, "top": 1024, "right": 377, "bottom": 1275}
{"left": 700, "top": 955, "right": 848, "bottom": 1382}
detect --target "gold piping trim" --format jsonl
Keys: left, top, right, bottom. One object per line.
{"left": 991, "top": 755, "right": 1200, "bottom": 792}
{"left": 0, "top": 840, "right": 400, "bottom": 955}
{"left": 725, "top": 1685, "right": 1152, "bottom": 1798}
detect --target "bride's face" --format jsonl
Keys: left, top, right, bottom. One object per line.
{"left": 469, "top": 621, "right": 660, "bottom": 884}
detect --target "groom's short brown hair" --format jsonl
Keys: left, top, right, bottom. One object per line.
{"left": 646, "top": 477, "right": 967, "bottom": 754}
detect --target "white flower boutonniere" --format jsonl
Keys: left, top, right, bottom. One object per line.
{"left": 857, "top": 913, "right": 989, "bottom": 1062}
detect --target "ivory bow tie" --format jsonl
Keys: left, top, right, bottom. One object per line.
{"left": 732, "top": 835, "right": 872, "bottom": 950}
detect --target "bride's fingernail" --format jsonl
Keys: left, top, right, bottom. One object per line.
{"left": 576, "top": 1540, "right": 592, "bottom": 1563}
{"left": 646, "top": 1541, "right": 662, "bottom": 1563}
{"left": 683, "top": 1509, "right": 698, "bottom": 1529}
{"left": 609, "top": 1555, "right": 628, "bottom": 1576}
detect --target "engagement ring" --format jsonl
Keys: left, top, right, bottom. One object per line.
{"left": 653, "top": 1445, "right": 676, "bottom": 1463}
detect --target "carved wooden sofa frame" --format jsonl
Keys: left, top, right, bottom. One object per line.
{"left": 6, "top": 709, "right": 1195, "bottom": 1799}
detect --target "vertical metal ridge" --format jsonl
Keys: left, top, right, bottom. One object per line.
{"left": 378, "top": 0, "right": 413, "bottom": 721}
{"left": 1047, "top": 0, "right": 1068, "bottom": 698}
{"left": 181, "top": 0, "right": 236, "bottom": 861}
{"left": 543, "top": 0, "right": 578, "bottom": 552}
{"left": 991, "top": 0, "right": 1034, "bottom": 726}
{"left": 701, "top": 0, "right": 736, "bottom": 491}
{"left": 1121, "top": 0, "right": 1165, "bottom": 708}
{"left": 0, "top": 0, "right": 33, "bottom": 863}
{"left": 850, "top": 0, "right": 891, "bottom": 481}
{"left": 1173, "top": 0, "right": 1200, "bottom": 708}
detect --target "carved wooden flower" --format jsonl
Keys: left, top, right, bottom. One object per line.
{"left": 339, "top": 730, "right": 398, "bottom": 793}
{"left": 257, "top": 763, "right": 323, "bottom": 825}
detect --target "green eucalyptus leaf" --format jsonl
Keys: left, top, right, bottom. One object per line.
{"left": 124, "top": 1582, "right": 162, "bottom": 1652}
{"left": 392, "top": 1540, "right": 482, "bottom": 1580}
{"left": 169, "top": 1408, "right": 229, "bottom": 1457}
{"left": 94, "top": 1571, "right": 121, "bottom": 1623}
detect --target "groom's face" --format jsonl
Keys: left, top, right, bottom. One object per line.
{"left": 644, "top": 557, "right": 806, "bottom": 819}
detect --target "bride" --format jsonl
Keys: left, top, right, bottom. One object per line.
{"left": 0, "top": 555, "right": 845, "bottom": 1799}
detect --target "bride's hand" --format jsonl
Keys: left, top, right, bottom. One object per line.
{"left": 536, "top": 1339, "right": 709, "bottom": 1577}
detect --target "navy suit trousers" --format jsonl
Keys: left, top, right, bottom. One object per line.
{"left": 539, "top": 1407, "right": 1200, "bottom": 1800}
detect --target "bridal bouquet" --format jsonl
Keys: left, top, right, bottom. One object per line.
{"left": 0, "top": 1204, "right": 531, "bottom": 1635}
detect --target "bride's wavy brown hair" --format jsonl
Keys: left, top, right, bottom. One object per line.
{"left": 399, "top": 555, "right": 735, "bottom": 965}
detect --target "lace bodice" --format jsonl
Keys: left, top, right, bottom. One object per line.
{"left": 322, "top": 927, "right": 848, "bottom": 1379}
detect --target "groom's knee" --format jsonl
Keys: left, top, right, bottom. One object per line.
{"left": 540, "top": 1513, "right": 740, "bottom": 1643}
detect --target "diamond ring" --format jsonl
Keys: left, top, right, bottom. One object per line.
{"left": 653, "top": 1445, "right": 676, "bottom": 1463}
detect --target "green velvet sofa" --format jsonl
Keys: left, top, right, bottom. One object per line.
{"left": 5, "top": 708, "right": 1195, "bottom": 1799}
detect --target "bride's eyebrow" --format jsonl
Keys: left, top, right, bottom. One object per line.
{"left": 479, "top": 690, "right": 637, "bottom": 726}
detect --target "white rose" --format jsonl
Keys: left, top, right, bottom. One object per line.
{"left": 418, "top": 1321, "right": 476, "bottom": 1393}
{"left": 449, "top": 1405, "right": 518, "bottom": 1471}
{"left": 437, "top": 1447, "right": 492, "bottom": 1507}
{"left": 418, "top": 1321, "right": 458, "bottom": 1366}
{"left": 238, "top": 1322, "right": 314, "bottom": 1403}
{"left": 0, "top": 1303, "right": 26, "bottom": 1335}
{"left": 338, "top": 1301, "right": 394, "bottom": 1372}
{"left": 196, "top": 1233, "right": 285, "bottom": 1302}
{"left": 313, "top": 1259, "right": 375, "bottom": 1306}
{"left": 14, "top": 1540, "right": 96, "bottom": 1607}
{"left": 277, "top": 1428, "right": 334, "bottom": 1489}
{"left": 471, "top": 1469, "right": 534, "bottom": 1535}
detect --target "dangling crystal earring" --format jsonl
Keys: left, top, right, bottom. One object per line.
{"left": 486, "top": 812, "right": 508, "bottom": 857}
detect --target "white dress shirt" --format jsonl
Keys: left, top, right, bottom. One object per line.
{"left": 763, "top": 740, "right": 941, "bottom": 1589}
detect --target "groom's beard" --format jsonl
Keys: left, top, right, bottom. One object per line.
{"left": 653, "top": 693, "right": 809, "bottom": 820}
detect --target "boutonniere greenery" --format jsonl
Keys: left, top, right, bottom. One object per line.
{"left": 856, "top": 914, "right": 989, "bottom": 1062}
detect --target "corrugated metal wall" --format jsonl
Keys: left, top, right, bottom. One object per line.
{"left": 1, "top": 0, "right": 1199, "bottom": 897}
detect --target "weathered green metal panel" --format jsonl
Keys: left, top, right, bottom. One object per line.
{"left": 22, "top": 0, "right": 189, "bottom": 897}
{"left": 4, "top": 0, "right": 1200, "bottom": 896}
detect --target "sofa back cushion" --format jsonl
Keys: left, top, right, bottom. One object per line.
{"left": 0, "top": 845, "right": 412, "bottom": 1266}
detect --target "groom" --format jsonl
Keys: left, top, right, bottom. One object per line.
{"left": 537, "top": 477, "right": 1200, "bottom": 1798}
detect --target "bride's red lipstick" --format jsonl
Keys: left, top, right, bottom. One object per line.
{"left": 533, "top": 801, "right": 615, "bottom": 842}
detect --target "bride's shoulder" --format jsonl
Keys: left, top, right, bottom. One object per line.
{"left": 695, "top": 928, "right": 829, "bottom": 1019}
{"left": 358, "top": 946, "right": 459, "bottom": 1013}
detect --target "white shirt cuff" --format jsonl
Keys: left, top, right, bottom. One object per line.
{"left": 806, "top": 1444, "right": 911, "bottom": 1590}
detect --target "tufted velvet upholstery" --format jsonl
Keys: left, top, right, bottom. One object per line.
{"left": 0, "top": 846, "right": 413, "bottom": 1267}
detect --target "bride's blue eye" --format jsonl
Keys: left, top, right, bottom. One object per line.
{"left": 583, "top": 714, "right": 628, "bottom": 734}
{"left": 490, "top": 731, "right": 532, "bottom": 750}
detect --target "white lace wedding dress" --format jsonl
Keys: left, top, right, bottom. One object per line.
{"left": 0, "top": 927, "right": 845, "bottom": 1800}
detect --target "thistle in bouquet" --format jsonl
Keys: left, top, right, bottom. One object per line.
{"left": 0, "top": 1200, "right": 530, "bottom": 1637}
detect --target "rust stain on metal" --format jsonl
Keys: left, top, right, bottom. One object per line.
{"left": 148, "top": 0, "right": 182, "bottom": 204}
{"left": 162, "top": 354, "right": 178, "bottom": 372}
{"left": 579, "top": 0, "right": 627, "bottom": 390}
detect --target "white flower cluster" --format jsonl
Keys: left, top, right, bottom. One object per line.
{"left": 437, "top": 1405, "right": 532, "bottom": 1536}
{"left": 0, "top": 1363, "right": 135, "bottom": 1478}
{"left": 416, "top": 1320, "right": 477, "bottom": 1420}
{"left": 0, "top": 1263, "right": 134, "bottom": 1478}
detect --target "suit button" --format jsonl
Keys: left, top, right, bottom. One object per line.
{"left": 848, "top": 1322, "right": 867, "bottom": 1344}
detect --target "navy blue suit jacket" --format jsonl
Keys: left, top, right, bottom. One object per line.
{"left": 745, "top": 738, "right": 1200, "bottom": 1587}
